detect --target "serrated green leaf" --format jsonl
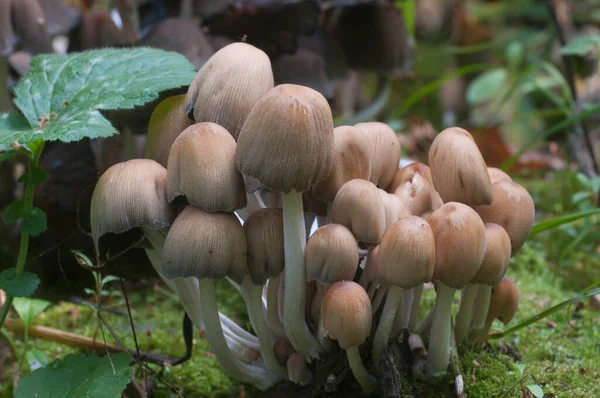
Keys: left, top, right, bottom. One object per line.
{"left": 560, "top": 34, "right": 600, "bottom": 56}
{"left": 20, "top": 207, "right": 47, "bottom": 236}
{"left": 526, "top": 384, "right": 544, "bottom": 398}
{"left": 0, "top": 269, "right": 40, "bottom": 297}
{"left": 0, "top": 48, "right": 195, "bottom": 147}
{"left": 14, "top": 353, "right": 133, "bottom": 398}
{"left": 3, "top": 200, "right": 26, "bottom": 224}
{"left": 26, "top": 349, "right": 50, "bottom": 371}
{"left": 466, "top": 67, "right": 508, "bottom": 105}
{"left": 13, "top": 297, "right": 52, "bottom": 327}
{"left": 0, "top": 112, "right": 30, "bottom": 151}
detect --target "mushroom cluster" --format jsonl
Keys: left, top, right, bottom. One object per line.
{"left": 89, "top": 42, "right": 534, "bottom": 393}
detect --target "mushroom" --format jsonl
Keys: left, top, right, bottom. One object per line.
{"left": 272, "top": 47, "right": 334, "bottom": 99}
{"left": 371, "top": 216, "right": 435, "bottom": 368}
{"left": 425, "top": 202, "right": 486, "bottom": 374}
{"left": 321, "top": 281, "right": 377, "bottom": 394}
{"left": 487, "top": 167, "right": 512, "bottom": 184}
{"left": 273, "top": 337, "right": 295, "bottom": 366}
{"left": 428, "top": 127, "right": 493, "bottom": 206}
{"left": 236, "top": 84, "right": 335, "bottom": 358}
{"left": 11, "top": 0, "right": 53, "bottom": 54}
{"left": 391, "top": 162, "right": 443, "bottom": 216}
{"left": 287, "top": 352, "right": 311, "bottom": 386}
{"left": 354, "top": 122, "right": 401, "bottom": 191}
{"left": 185, "top": 42, "right": 274, "bottom": 141}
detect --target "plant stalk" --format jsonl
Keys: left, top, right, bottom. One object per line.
{"left": 454, "top": 283, "right": 479, "bottom": 344}
{"left": 427, "top": 283, "right": 456, "bottom": 374}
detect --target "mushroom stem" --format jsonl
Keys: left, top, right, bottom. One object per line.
{"left": 358, "top": 247, "right": 376, "bottom": 289}
{"left": 266, "top": 277, "right": 286, "bottom": 338}
{"left": 371, "top": 283, "right": 388, "bottom": 314}
{"left": 372, "top": 285, "right": 403, "bottom": 369}
{"left": 391, "top": 289, "right": 413, "bottom": 337}
{"left": 416, "top": 307, "right": 434, "bottom": 336}
{"left": 408, "top": 284, "right": 424, "bottom": 331}
{"left": 281, "top": 190, "right": 323, "bottom": 358}
{"left": 367, "top": 282, "right": 378, "bottom": 302}
{"left": 237, "top": 191, "right": 266, "bottom": 221}
{"left": 454, "top": 283, "right": 479, "bottom": 344}
{"left": 427, "top": 283, "right": 456, "bottom": 374}
{"left": 468, "top": 318, "right": 493, "bottom": 347}
{"left": 346, "top": 346, "right": 377, "bottom": 394}
{"left": 469, "top": 284, "right": 492, "bottom": 331}
{"left": 310, "top": 282, "right": 328, "bottom": 325}
{"left": 199, "top": 278, "right": 278, "bottom": 390}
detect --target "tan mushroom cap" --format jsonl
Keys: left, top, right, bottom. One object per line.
{"left": 475, "top": 180, "right": 535, "bottom": 254}
{"left": 429, "top": 127, "right": 493, "bottom": 206}
{"left": 377, "top": 216, "right": 435, "bottom": 288}
{"left": 90, "top": 159, "right": 173, "bottom": 253}
{"left": 330, "top": 179, "right": 386, "bottom": 245}
{"left": 392, "top": 163, "right": 441, "bottom": 216}
{"left": 167, "top": 122, "right": 246, "bottom": 212}
{"left": 321, "top": 281, "right": 372, "bottom": 349}
{"left": 472, "top": 223, "right": 511, "bottom": 286}
{"left": 354, "top": 122, "right": 401, "bottom": 190}
{"left": 488, "top": 167, "right": 512, "bottom": 184}
{"left": 185, "top": 42, "right": 274, "bottom": 140}
{"left": 388, "top": 162, "right": 433, "bottom": 193}
{"left": 305, "top": 224, "right": 359, "bottom": 284}
{"left": 312, "top": 125, "right": 372, "bottom": 202}
{"left": 273, "top": 337, "right": 295, "bottom": 366}
{"left": 144, "top": 95, "right": 194, "bottom": 168}
{"left": 486, "top": 276, "right": 519, "bottom": 325}
{"left": 378, "top": 189, "right": 411, "bottom": 230}
{"left": 160, "top": 205, "right": 247, "bottom": 284}
{"left": 244, "top": 208, "right": 285, "bottom": 285}
{"left": 426, "top": 202, "right": 486, "bottom": 288}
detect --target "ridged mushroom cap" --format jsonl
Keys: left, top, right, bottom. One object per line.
{"left": 487, "top": 167, "right": 512, "bottom": 184}
{"left": 377, "top": 216, "right": 435, "bottom": 288}
{"left": 144, "top": 95, "right": 194, "bottom": 168}
{"left": 426, "top": 202, "right": 486, "bottom": 288}
{"left": 486, "top": 276, "right": 519, "bottom": 325}
{"left": 167, "top": 122, "right": 246, "bottom": 212}
{"left": 184, "top": 42, "right": 274, "bottom": 140}
{"left": 330, "top": 179, "right": 386, "bottom": 245}
{"left": 388, "top": 162, "right": 433, "bottom": 193}
{"left": 305, "top": 224, "right": 359, "bottom": 284}
{"left": 429, "top": 127, "right": 493, "bottom": 206}
{"left": 236, "top": 84, "right": 335, "bottom": 193}
{"left": 243, "top": 208, "right": 285, "bottom": 285}
{"left": 379, "top": 189, "right": 411, "bottom": 230}
{"left": 354, "top": 122, "right": 401, "bottom": 190}
{"left": 321, "top": 281, "right": 372, "bottom": 349}
{"left": 90, "top": 159, "right": 172, "bottom": 254}
{"left": 392, "top": 164, "right": 440, "bottom": 216}
{"left": 472, "top": 223, "right": 511, "bottom": 286}
{"left": 312, "top": 125, "right": 371, "bottom": 202}
{"left": 160, "top": 205, "right": 247, "bottom": 284}
{"left": 475, "top": 180, "right": 535, "bottom": 255}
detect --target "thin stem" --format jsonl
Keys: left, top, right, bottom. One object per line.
{"left": 346, "top": 346, "right": 377, "bottom": 394}
{"left": 408, "top": 284, "right": 424, "bottom": 331}
{"left": 427, "top": 283, "right": 456, "bottom": 374}
{"left": 416, "top": 306, "right": 434, "bottom": 336}
{"left": 454, "top": 283, "right": 479, "bottom": 344}
{"left": 470, "top": 284, "right": 492, "bottom": 331}
{"left": 266, "top": 277, "right": 286, "bottom": 338}
{"left": 372, "top": 284, "right": 389, "bottom": 314}
{"left": 372, "top": 286, "right": 403, "bottom": 370}
{"left": 391, "top": 288, "right": 413, "bottom": 337}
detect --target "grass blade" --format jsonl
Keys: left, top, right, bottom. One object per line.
{"left": 530, "top": 208, "right": 600, "bottom": 236}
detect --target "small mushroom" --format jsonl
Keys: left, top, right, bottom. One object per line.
{"left": 391, "top": 162, "right": 443, "bottom": 216}
{"left": 354, "top": 122, "right": 402, "bottom": 191}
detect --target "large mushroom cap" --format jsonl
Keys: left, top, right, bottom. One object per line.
{"left": 305, "top": 223, "right": 359, "bottom": 284}
{"left": 244, "top": 208, "right": 285, "bottom": 285}
{"left": 236, "top": 84, "right": 335, "bottom": 193}
{"left": 354, "top": 121, "right": 401, "bottom": 190}
{"left": 472, "top": 223, "right": 511, "bottom": 286}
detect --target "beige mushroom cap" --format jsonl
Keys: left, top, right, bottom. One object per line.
{"left": 305, "top": 224, "right": 359, "bottom": 284}
{"left": 244, "top": 208, "right": 285, "bottom": 285}
{"left": 236, "top": 84, "right": 335, "bottom": 193}
{"left": 487, "top": 167, "right": 512, "bottom": 184}
{"left": 321, "top": 281, "right": 372, "bottom": 349}
{"left": 392, "top": 163, "right": 442, "bottom": 216}
{"left": 354, "top": 122, "right": 401, "bottom": 190}
{"left": 388, "top": 162, "right": 433, "bottom": 193}
{"left": 160, "top": 205, "right": 247, "bottom": 284}
{"left": 487, "top": 276, "right": 520, "bottom": 325}
{"left": 379, "top": 189, "right": 411, "bottom": 230}
{"left": 472, "top": 223, "right": 511, "bottom": 286}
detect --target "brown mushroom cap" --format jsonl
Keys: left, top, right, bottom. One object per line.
{"left": 167, "top": 122, "right": 246, "bottom": 212}
{"left": 236, "top": 84, "right": 335, "bottom": 193}
{"left": 471, "top": 223, "right": 511, "bottom": 286}
{"left": 321, "top": 281, "right": 372, "bottom": 349}
{"left": 428, "top": 127, "right": 493, "bottom": 206}
{"left": 185, "top": 42, "right": 274, "bottom": 141}
{"left": 488, "top": 167, "right": 512, "bottom": 184}
{"left": 144, "top": 95, "right": 194, "bottom": 168}
{"left": 312, "top": 125, "right": 372, "bottom": 202}
{"left": 377, "top": 216, "right": 435, "bottom": 288}
{"left": 330, "top": 179, "right": 386, "bottom": 245}
{"left": 354, "top": 122, "right": 401, "bottom": 190}
{"left": 379, "top": 189, "right": 411, "bottom": 229}
{"left": 160, "top": 205, "right": 247, "bottom": 284}
{"left": 244, "top": 208, "right": 285, "bottom": 285}
{"left": 475, "top": 180, "right": 535, "bottom": 254}
{"left": 305, "top": 224, "right": 359, "bottom": 284}
{"left": 272, "top": 47, "right": 334, "bottom": 99}
{"left": 388, "top": 162, "right": 433, "bottom": 193}
{"left": 486, "top": 276, "right": 519, "bottom": 325}
{"left": 426, "top": 202, "right": 486, "bottom": 288}
{"left": 392, "top": 165, "right": 439, "bottom": 216}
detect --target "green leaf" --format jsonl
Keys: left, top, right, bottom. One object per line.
{"left": 466, "top": 67, "right": 508, "bottom": 105}
{"left": 560, "top": 34, "right": 600, "bottom": 56}
{"left": 0, "top": 48, "right": 196, "bottom": 147}
{"left": 0, "top": 269, "right": 40, "bottom": 297}
{"left": 20, "top": 207, "right": 47, "bottom": 236}
{"left": 526, "top": 384, "right": 544, "bottom": 398}
{"left": 3, "top": 200, "right": 26, "bottom": 224}
{"left": 530, "top": 208, "right": 600, "bottom": 236}
{"left": 17, "top": 167, "right": 48, "bottom": 184}
{"left": 26, "top": 349, "right": 50, "bottom": 371}
{"left": 513, "top": 363, "right": 526, "bottom": 375}
{"left": 0, "top": 112, "right": 30, "bottom": 151}
{"left": 14, "top": 353, "right": 133, "bottom": 398}
{"left": 13, "top": 297, "right": 51, "bottom": 327}
{"left": 394, "top": 0, "right": 416, "bottom": 38}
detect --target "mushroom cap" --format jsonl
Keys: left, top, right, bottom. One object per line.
{"left": 38, "top": 0, "right": 80, "bottom": 37}
{"left": 426, "top": 202, "right": 486, "bottom": 288}
{"left": 377, "top": 216, "right": 435, "bottom": 288}
{"left": 472, "top": 223, "right": 511, "bottom": 286}
{"left": 392, "top": 166, "right": 439, "bottom": 217}
{"left": 379, "top": 189, "right": 411, "bottom": 230}
{"left": 321, "top": 281, "right": 372, "bottom": 349}
{"left": 236, "top": 84, "right": 335, "bottom": 193}
{"left": 244, "top": 208, "right": 285, "bottom": 285}
{"left": 475, "top": 180, "right": 535, "bottom": 254}
{"left": 312, "top": 125, "right": 372, "bottom": 202}
{"left": 273, "top": 337, "right": 295, "bottom": 366}
{"left": 77, "top": 8, "right": 124, "bottom": 50}
{"left": 272, "top": 47, "right": 334, "bottom": 99}
{"left": 0, "top": 0, "right": 16, "bottom": 56}
{"left": 11, "top": 0, "right": 53, "bottom": 54}
{"left": 388, "top": 162, "right": 433, "bottom": 193}
{"left": 354, "top": 121, "right": 401, "bottom": 190}
{"left": 428, "top": 127, "right": 493, "bottom": 206}
{"left": 185, "top": 42, "right": 274, "bottom": 140}
{"left": 167, "top": 122, "right": 247, "bottom": 212}
{"left": 144, "top": 95, "right": 194, "bottom": 168}
{"left": 160, "top": 205, "right": 247, "bottom": 284}
{"left": 90, "top": 159, "right": 173, "bottom": 253}
{"left": 487, "top": 167, "right": 512, "bottom": 184}
{"left": 486, "top": 276, "right": 520, "bottom": 325}
{"left": 330, "top": 179, "right": 387, "bottom": 245}
{"left": 305, "top": 224, "right": 359, "bottom": 284}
